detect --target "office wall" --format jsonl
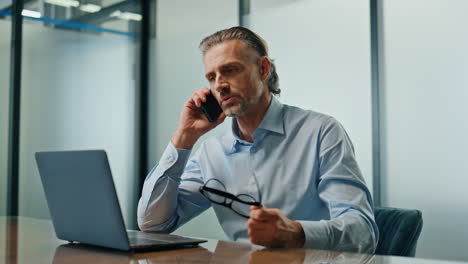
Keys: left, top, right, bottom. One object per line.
{"left": 246, "top": 0, "right": 374, "bottom": 190}
{"left": 18, "top": 22, "right": 138, "bottom": 228}
{"left": 0, "top": 20, "right": 11, "bottom": 216}
{"left": 381, "top": 0, "right": 468, "bottom": 261}
{"left": 148, "top": 0, "right": 238, "bottom": 240}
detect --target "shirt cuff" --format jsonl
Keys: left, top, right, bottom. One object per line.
{"left": 156, "top": 142, "right": 192, "bottom": 181}
{"left": 297, "top": 220, "right": 330, "bottom": 249}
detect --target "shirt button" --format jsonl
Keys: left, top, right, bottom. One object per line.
{"left": 249, "top": 180, "right": 255, "bottom": 185}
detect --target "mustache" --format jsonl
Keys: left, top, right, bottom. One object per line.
{"left": 220, "top": 92, "right": 235, "bottom": 99}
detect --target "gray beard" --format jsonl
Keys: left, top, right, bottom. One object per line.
{"left": 223, "top": 102, "right": 248, "bottom": 117}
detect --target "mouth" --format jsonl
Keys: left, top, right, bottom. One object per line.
{"left": 221, "top": 96, "right": 237, "bottom": 105}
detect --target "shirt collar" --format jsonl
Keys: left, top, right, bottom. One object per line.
{"left": 256, "top": 95, "right": 285, "bottom": 135}
{"left": 221, "top": 95, "right": 285, "bottom": 155}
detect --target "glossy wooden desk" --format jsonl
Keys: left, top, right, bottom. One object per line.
{"left": 0, "top": 217, "right": 463, "bottom": 264}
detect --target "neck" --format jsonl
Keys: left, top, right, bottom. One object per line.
{"left": 236, "top": 94, "right": 272, "bottom": 143}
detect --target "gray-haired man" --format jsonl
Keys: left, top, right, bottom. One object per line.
{"left": 138, "top": 27, "right": 378, "bottom": 252}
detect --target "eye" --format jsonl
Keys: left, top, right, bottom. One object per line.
{"left": 206, "top": 75, "right": 215, "bottom": 82}
{"left": 222, "top": 66, "right": 237, "bottom": 75}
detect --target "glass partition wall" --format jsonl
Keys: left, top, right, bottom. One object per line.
{"left": 2, "top": 0, "right": 142, "bottom": 228}
{"left": 245, "top": 0, "right": 374, "bottom": 188}
{"left": 0, "top": 4, "right": 12, "bottom": 217}
{"left": 380, "top": 0, "right": 468, "bottom": 261}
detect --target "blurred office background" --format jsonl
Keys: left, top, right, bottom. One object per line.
{"left": 1, "top": 0, "right": 467, "bottom": 262}
{"left": 1, "top": 0, "right": 142, "bottom": 229}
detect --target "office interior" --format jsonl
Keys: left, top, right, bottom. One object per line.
{"left": 1, "top": 0, "right": 467, "bottom": 262}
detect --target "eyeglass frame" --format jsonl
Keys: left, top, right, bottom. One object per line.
{"left": 199, "top": 178, "right": 262, "bottom": 218}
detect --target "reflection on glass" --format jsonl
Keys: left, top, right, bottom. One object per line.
{"left": 0, "top": 4, "right": 11, "bottom": 217}
{"left": 248, "top": 248, "right": 305, "bottom": 264}
{"left": 18, "top": 0, "right": 140, "bottom": 228}
{"left": 12, "top": 0, "right": 142, "bottom": 36}
{"left": 53, "top": 244, "right": 140, "bottom": 263}
{"left": 52, "top": 244, "right": 213, "bottom": 264}
{"left": 210, "top": 241, "right": 376, "bottom": 264}
{"left": 51, "top": 240, "right": 377, "bottom": 264}
{"left": 244, "top": 0, "right": 374, "bottom": 189}
{"left": 302, "top": 250, "right": 375, "bottom": 264}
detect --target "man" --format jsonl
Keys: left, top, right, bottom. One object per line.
{"left": 138, "top": 26, "right": 378, "bottom": 253}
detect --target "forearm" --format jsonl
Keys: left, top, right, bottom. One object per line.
{"left": 313, "top": 117, "right": 378, "bottom": 253}
{"left": 298, "top": 212, "right": 377, "bottom": 253}
{"left": 137, "top": 173, "right": 181, "bottom": 232}
{"left": 137, "top": 142, "right": 200, "bottom": 232}
{"left": 172, "top": 129, "right": 200, "bottom": 149}
{"left": 307, "top": 181, "right": 378, "bottom": 253}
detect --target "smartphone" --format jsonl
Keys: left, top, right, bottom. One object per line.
{"left": 200, "top": 91, "right": 223, "bottom": 122}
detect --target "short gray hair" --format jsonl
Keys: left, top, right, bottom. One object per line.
{"left": 199, "top": 26, "right": 280, "bottom": 95}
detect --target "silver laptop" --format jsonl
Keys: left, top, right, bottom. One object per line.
{"left": 35, "top": 150, "right": 207, "bottom": 251}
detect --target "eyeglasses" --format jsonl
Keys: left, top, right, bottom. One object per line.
{"left": 199, "top": 178, "right": 262, "bottom": 218}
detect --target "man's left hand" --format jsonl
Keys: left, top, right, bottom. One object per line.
{"left": 248, "top": 206, "right": 305, "bottom": 248}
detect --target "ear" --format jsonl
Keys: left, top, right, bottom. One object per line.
{"left": 258, "top": 56, "right": 271, "bottom": 82}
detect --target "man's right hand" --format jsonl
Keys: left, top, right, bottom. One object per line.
{"left": 172, "top": 87, "right": 226, "bottom": 149}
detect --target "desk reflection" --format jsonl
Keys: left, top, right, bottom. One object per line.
{"left": 53, "top": 241, "right": 375, "bottom": 264}
{"left": 53, "top": 244, "right": 213, "bottom": 263}
{"left": 210, "top": 241, "right": 375, "bottom": 264}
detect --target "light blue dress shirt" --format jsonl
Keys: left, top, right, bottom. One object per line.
{"left": 138, "top": 96, "right": 378, "bottom": 253}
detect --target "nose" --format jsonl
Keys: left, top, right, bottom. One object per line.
{"left": 214, "top": 75, "right": 229, "bottom": 94}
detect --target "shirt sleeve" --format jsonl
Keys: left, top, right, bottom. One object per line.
{"left": 297, "top": 117, "right": 379, "bottom": 253}
{"left": 137, "top": 142, "right": 211, "bottom": 233}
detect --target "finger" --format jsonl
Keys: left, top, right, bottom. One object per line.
{"left": 250, "top": 205, "right": 263, "bottom": 210}
{"left": 249, "top": 231, "right": 275, "bottom": 247}
{"left": 248, "top": 228, "right": 270, "bottom": 239}
{"left": 192, "top": 91, "right": 205, "bottom": 107}
{"left": 249, "top": 207, "right": 267, "bottom": 221}
{"left": 190, "top": 93, "right": 200, "bottom": 108}
{"left": 195, "top": 89, "right": 208, "bottom": 102}
{"left": 247, "top": 218, "right": 271, "bottom": 230}
{"left": 213, "top": 112, "right": 226, "bottom": 125}
{"left": 201, "top": 87, "right": 210, "bottom": 94}
{"left": 250, "top": 236, "right": 268, "bottom": 246}
{"left": 249, "top": 228, "right": 274, "bottom": 238}
{"left": 248, "top": 224, "right": 273, "bottom": 235}
{"left": 250, "top": 207, "right": 278, "bottom": 221}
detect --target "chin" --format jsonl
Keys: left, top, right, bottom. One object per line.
{"left": 223, "top": 105, "right": 242, "bottom": 117}
{"left": 223, "top": 109, "right": 237, "bottom": 117}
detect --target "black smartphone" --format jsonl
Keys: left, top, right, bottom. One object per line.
{"left": 200, "top": 91, "right": 223, "bottom": 122}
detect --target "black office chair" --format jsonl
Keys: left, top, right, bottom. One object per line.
{"left": 374, "top": 206, "right": 423, "bottom": 257}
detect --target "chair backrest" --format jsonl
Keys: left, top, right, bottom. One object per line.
{"left": 374, "top": 206, "right": 423, "bottom": 257}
